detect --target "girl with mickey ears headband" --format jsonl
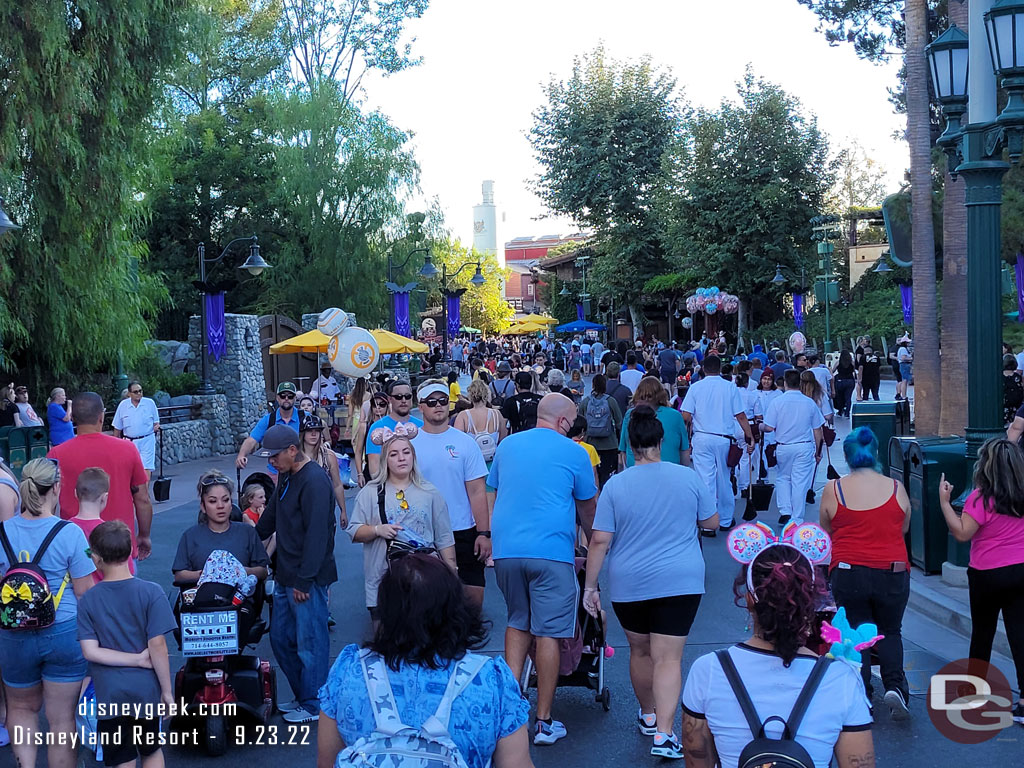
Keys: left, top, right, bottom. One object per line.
{"left": 679, "top": 522, "right": 876, "bottom": 768}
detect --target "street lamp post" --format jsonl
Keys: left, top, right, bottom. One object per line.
{"left": 196, "top": 237, "right": 272, "bottom": 395}
{"left": 385, "top": 246, "right": 428, "bottom": 332}
{"left": 811, "top": 215, "right": 842, "bottom": 353}
{"left": 419, "top": 256, "right": 485, "bottom": 360}
{"left": 771, "top": 264, "right": 808, "bottom": 336}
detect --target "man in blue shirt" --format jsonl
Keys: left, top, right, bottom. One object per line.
{"left": 769, "top": 350, "right": 793, "bottom": 382}
{"left": 365, "top": 379, "right": 423, "bottom": 477}
{"left": 488, "top": 393, "right": 597, "bottom": 747}
{"left": 236, "top": 381, "right": 302, "bottom": 475}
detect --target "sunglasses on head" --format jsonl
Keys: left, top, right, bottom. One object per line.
{"left": 422, "top": 396, "right": 449, "bottom": 408}
{"left": 391, "top": 392, "right": 413, "bottom": 401}
{"left": 201, "top": 475, "right": 231, "bottom": 489}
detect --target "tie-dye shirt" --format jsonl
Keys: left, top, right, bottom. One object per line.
{"left": 319, "top": 644, "right": 529, "bottom": 768}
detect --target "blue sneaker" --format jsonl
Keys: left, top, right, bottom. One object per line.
{"left": 533, "top": 719, "right": 567, "bottom": 745}
{"left": 651, "top": 732, "right": 684, "bottom": 759}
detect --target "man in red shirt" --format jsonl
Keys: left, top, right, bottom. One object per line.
{"left": 48, "top": 391, "right": 154, "bottom": 560}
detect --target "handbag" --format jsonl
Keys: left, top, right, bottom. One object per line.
{"left": 822, "top": 424, "right": 837, "bottom": 447}
{"left": 377, "top": 485, "right": 437, "bottom": 566}
{"left": 726, "top": 441, "right": 744, "bottom": 469}
{"left": 765, "top": 443, "right": 778, "bottom": 468}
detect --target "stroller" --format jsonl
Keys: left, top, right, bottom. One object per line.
{"left": 519, "top": 555, "right": 613, "bottom": 711}
{"left": 171, "top": 577, "right": 277, "bottom": 755}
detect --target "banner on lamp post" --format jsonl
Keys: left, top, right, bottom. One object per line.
{"left": 205, "top": 292, "right": 226, "bottom": 361}
{"left": 446, "top": 293, "right": 462, "bottom": 339}
{"left": 393, "top": 292, "right": 411, "bottom": 337}
{"left": 899, "top": 283, "right": 913, "bottom": 325}
{"left": 792, "top": 293, "right": 804, "bottom": 329}
{"left": 576, "top": 303, "right": 584, "bottom": 321}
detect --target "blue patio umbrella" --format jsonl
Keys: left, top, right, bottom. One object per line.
{"left": 554, "top": 319, "right": 606, "bottom": 333}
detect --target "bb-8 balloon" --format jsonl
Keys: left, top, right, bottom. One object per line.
{"left": 317, "top": 307, "right": 350, "bottom": 337}
{"left": 329, "top": 326, "right": 379, "bottom": 377}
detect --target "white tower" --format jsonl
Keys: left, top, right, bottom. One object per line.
{"left": 472, "top": 180, "right": 498, "bottom": 262}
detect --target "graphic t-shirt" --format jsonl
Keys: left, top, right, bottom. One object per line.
{"left": 411, "top": 428, "right": 488, "bottom": 531}
{"left": 171, "top": 522, "right": 271, "bottom": 574}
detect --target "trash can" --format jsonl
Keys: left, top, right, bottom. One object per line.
{"left": 889, "top": 436, "right": 918, "bottom": 563}
{"left": 852, "top": 402, "right": 908, "bottom": 474}
{"left": 907, "top": 437, "right": 968, "bottom": 574}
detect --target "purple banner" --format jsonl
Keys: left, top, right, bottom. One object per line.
{"left": 1016, "top": 253, "right": 1024, "bottom": 323}
{"left": 205, "top": 292, "right": 226, "bottom": 361}
{"left": 393, "top": 291, "right": 411, "bottom": 337}
{"left": 446, "top": 293, "right": 461, "bottom": 339}
{"left": 792, "top": 293, "right": 804, "bottom": 329}
{"left": 900, "top": 283, "right": 913, "bottom": 325}
{"left": 576, "top": 303, "right": 584, "bottom": 321}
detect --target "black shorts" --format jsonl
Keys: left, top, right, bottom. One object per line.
{"left": 612, "top": 594, "right": 702, "bottom": 637}
{"left": 98, "top": 716, "right": 162, "bottom": 765}
{"left": 453, "top": 527, "right": 487, "bottom": 588}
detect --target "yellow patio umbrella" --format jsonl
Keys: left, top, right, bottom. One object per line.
{"left": 268, "top": 328, "right": 330, "bottom": 354}
{"left": 507, "top": 321, "right": 548, "bottom": 335}
{"left": 370, "top": 329, "right": 429, "bottom": 355}
{"left": 517, "top": 313, "right": 558, "bottom": 325}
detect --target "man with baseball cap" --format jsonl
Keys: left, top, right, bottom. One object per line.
{"left": 255, "top": 424, "right": 336, "bottom": 723}
{"left": 236, "top": 382, "right": 302, "bottom": 476}
{"left": 365, "top": 379, "right": 423, "bottom": 477}
{"left": 411, "top": 380, "right": 491, "bottom": 607}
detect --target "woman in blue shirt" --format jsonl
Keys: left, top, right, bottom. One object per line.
{"left": 46, "top": 388, "right": 75, "bottom": 446}
{"left": 317, "top": 553, "right": 532, "bottom": 768}
{"left": 618, "top": 376, "right": 690, "bottom": 467}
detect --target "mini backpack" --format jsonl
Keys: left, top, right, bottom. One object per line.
{"left": 335, "top": 649, "right": 488, "bottom": 768}
{"left": 0, "top": 520, "right": 72, "bottom": 631}
{"left": 585, "top": 395, "right": 613, "bottom": 438}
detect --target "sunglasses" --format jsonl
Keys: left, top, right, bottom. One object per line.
{"left": 278, "top": 393, "right": 296, "bottom": 400}
{"left": 129, "top": 388, "right": 142, "bottom": 394}
{"left": 396, "top": 489, "right": 409, "bottom": 511}
{"left": 422, "top": 396, "right": 449, "bottom": 408}
{"left": 201, "top": 475, "right": 231, "bottom": 488}
{"left": 391, "top": 393, "right": 413, "bottom": 401}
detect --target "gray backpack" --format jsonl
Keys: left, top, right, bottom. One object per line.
{"left": 585, "top": 394, "right": 613, "bottom": 438}
{"left": 335, "top": 649, "right": 488, "bottom": 768}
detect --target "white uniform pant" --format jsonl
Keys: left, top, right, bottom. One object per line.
{"left": 130, "top": 433, "right": 156, "bottom": 471}
{"left": 734, "top": 424, "right": 750, "bottom": 491}
{"left": 692, "top": 432, "right": 735, "bottom": 526}
{"left": 775, "top": 442, "right": 816, "bottom": 523}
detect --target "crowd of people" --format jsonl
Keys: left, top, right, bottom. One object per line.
{"left": 3, "top": 327, "right": 1024, "bottom": 768}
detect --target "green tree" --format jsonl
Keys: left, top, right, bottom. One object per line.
{"left": 421, "top": 240, "right": 512, "bottom": 334}
{"left": 529, "top": 46, "right": 683, "bottom": 333}
{"left": 665, "top": 69, "right": 835, "bottom": 333}
{"left": 0, "top": 0, "right": 189, "bottom": 377}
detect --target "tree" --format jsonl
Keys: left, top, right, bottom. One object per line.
{"left": 665, "top": 69, "right": 835, "bottom": 333}
{"left": 831, "top": 139, "right": 890, "bottom": 210}
{"left": 0, "top": 0, "right": 190, "bottom": 377}
{"left": 421, "top": 240, "right": 512, "bottom": 334}
{"left": 906, "top": 0, "right": 941, "bottom": 434}
{"left": 529, "top": 46, "right": 683, "bottom": 334}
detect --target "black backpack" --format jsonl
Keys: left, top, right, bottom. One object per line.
{"left": 490, "top": 378, "right": 514, "bottom": 408}
{"left": 512, "top": 393, "right": 541, "bottom": 433}
{"left": 0, "top": 520, "right": 72, "bottom": 631}
{"left": 716, "top": 649, "right": 831, "bottom": 768}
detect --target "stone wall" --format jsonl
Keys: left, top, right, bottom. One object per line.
{"left": 188, "top": 314, "right": 266, "bottom": 447}
{"left": 159, "top": 419, "right": 213, "bottom": 466}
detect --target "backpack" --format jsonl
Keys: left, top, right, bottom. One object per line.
{"left": 0, "top": 520, "right": 72, "bottom": 631}
{"left": 335, "top": 649, "right": 487, "bottom": 768}
{"left": 489, "top": 378, "right": 514, "bottom": 409}
{"left": 512, "top": 393, "right": 541, "bottom": 433}
{"left": 1005, "top": 373, "right": 1024, "bottom": 413}
{"left": 716, "top": 649, "right": 832, "bottom": 768}
{"left": 585, "top": 395, "right": 613, "bottom": 438}
{"left": 465, "top": 410, "right": 498, "bottom": 461}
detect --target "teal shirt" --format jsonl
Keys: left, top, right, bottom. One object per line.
{"left": 618, "top": 406, "right": 690, "bottom": 467}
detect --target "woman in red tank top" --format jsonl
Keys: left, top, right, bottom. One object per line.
{"left": 819, "top": 426, "right": 912, "bottom": 721}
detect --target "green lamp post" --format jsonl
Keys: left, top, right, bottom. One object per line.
{"left": 810, "top": 215, "right": 842, "bottom": 353}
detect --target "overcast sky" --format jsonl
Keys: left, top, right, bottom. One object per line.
{"left": 363, "top": 0, "right": 905, "bottom": 249}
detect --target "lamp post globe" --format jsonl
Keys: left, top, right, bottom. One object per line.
{"left": 419, "top": 254, "right": 439, "bottom": 278}
{"left": 238, "top": 240, "right": 272, "bottom": 276}
{"left": 986, "top": 0, "right": 1024, "bottom": 138}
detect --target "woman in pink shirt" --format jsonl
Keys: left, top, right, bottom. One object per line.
{"left": 939, "top": 438, "right": 1024, "bottom": 724}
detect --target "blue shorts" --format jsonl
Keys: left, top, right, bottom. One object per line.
{"left": 582, "top": 354, "right": 592, "bottom": 365}
{"left": 899, "top": 362, "right": 912, "bottom": 380}
{"left": 0, "top": 618, "right": 87, "bottom": 687}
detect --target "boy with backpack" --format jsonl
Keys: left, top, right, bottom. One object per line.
{"left": 500, "top": 372, "right": 542, "bottom": 434}
{"left": 77, "top": 520, "right": 177, "bottom": 768}
{"left": 580, "top": 374, "right": 623, "bottom": 488}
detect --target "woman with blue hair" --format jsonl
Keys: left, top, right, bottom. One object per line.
{"left": 818, "top": 426, "right": 912, "bottom": 720}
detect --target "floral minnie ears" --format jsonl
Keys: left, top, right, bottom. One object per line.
{"left": 370, "top": 422, "right": 419, "bottom": 446}
{"left": 727, "top": 521, "right": 832, "bottom": 599}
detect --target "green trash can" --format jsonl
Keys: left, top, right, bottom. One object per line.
{"left": 852, "top": 402, "right": 908, "bottom": 475}
{"left": 26, "top": 426, "right": 49, "bottom": 463}
{"left": 907, "top": 437, "right": 968, "bottom": 574}
{"left": 889, "top": 436, "right": 918, "bottom": 562}
{"left": 7, "top": 426, "right": 31, "bottom": 478}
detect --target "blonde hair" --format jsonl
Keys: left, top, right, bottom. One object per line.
{"left": 47, "top": 387, "right": 65, "bottom": 407}
{"left": 799, "top": 370, "right": 823, "bottom": 405}
{"left": 20, "top": 458, "right": 61, "bottom": 517}
{"left": 240, "top": 484, "right": 265, "bottom": 511}
{"left": 372, "top": 435, "right": 429, "bottom": 490}
{"left": 467, "top": 379, "right": 491, "bottom": 405}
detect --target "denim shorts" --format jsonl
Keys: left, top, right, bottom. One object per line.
{"left": 0, "top": 618, "right": 87, "bottom": 687}
{"left": 899, "top": 362, "right": 912, "bottom": 380}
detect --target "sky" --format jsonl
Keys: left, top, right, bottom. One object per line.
{"left": 363, "top": 0, "right": 906, "bottom": 251}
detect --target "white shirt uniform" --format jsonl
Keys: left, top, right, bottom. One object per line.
{"left": 763, "top": 390, "right": 824, "bottom": 523}
{"left": 682, "top": 376, "right": 747, "bottom": 526}
{"left": 734, "top": 387, "right": 762, "bottom": 492}
{"left": 112, "top": 397, "right": 160, "bottom": 471}
{"left": 619, "top": 368, "right": 643, "bottom": 393}
{"left": 310, "top": 374, "right": 340, "bottom": 401}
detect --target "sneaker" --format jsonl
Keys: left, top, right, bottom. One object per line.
{"left": 1013, "top": 702, "right": 1024, "bottom": 724}
{"left": 533, "top": 719, "right": 567, "bottom": 745}
{"left": 884, "top": 689, "right": 910, "bottom": 721}
{"left": 637, "top": 709, "right": 657, "bottom": 736}
{"left": 328, "top": 612, "right": 337, "bottom": 629}
{"left": 651, "top": 732, "right": 684, "bottom": 760}
{"left": 282, "top": 706, "right": 317, "bottom": 724}
{"left": 719, "top": 521, "right": 737, "bottom": 532}
{"left": 778, "top": 514, "right": 792, "bottom": 526}
{"left": 278, "top": 699, "right": 302, "bottom": 713}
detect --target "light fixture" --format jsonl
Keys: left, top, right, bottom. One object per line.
{"left": 470, "top": 263, "right": 485, "bottom": 286}
{"left": 874, "top": 251, "right": 893, "bottom": 273}
{"left": 238, "top": 240, "right": 272, "bottom": 276}
{"left": 419, "top": 253, "right": 439, "bottom": 278}
{"left": 927, "top": 25, "right": 969, "bottom": 104}
{"left": 0, "top": 199, "right": 19, "bottom": 236}
{"left": 986, "top": 1, "right": 1024, "bottom": 137}
{"left": 673, "top": 308, "right": 681, "bottom": 319}
{"left": 559, "top": 284, "right": 571, "bottom": 296}
{"left": 771, "top": 265, "right": 786, "bottom": 284}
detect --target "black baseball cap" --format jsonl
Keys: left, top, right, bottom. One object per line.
{"left": 256, "top": 425, "right": 301, "bottom": 457}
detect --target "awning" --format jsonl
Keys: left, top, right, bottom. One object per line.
{"left": 269, "top": 328, "right": 428, "bottom": 355}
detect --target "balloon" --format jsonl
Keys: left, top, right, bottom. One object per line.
{"left": 789, "top": 331, "right": 807, "bottom": 353}
{"left": 682, "top": 316, "right": 693, "bottom": 329}
{"left": 317, "top": 307, "right": 350, "bottom": 337}
{"left": 706, "top": 302, "right": 718, "bottom": 315}
{"left": 329, "top": 326, "right": 379, "bottom": 377}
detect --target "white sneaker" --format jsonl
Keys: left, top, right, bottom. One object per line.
{"left": 884, "top": 689, "right": 910, "bottom": 720}
{"left": 278, "top": 699, "right": 302, "bottom": 713}
{"left": 637, "top": 709, "right": 657, "bottom": 736}
{"left": 651, "top": 732, "right": 684, "bottom": 759}
{"left": 533, "top": 719, "right": 567, "bottom": 745}
{"left": 282, "top": 706, "right": 317, "bottom": 724}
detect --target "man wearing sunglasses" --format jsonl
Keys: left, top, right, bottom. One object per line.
{"left": 411, "top": 380, "right": 490, "bottom": 607}
{"left": 236, "top": 381, "right": 302, "bottom": 476}
{"left": 112, "top": 381, "right": 161, "bottom": 481}
{"left": 365, "top": 380, "right": 422, "bottom": 478}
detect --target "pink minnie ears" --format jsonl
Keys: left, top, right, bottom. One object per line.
{"left": 370, "top": 422, "right": 419, "bottom": 446}
{"left": 726, "top": 521, "right": 832, "bottom": 567}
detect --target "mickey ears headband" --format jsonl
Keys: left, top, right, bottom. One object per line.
{"left": 727, "top": 522, "right": 832, "bottom": 600}
{"left": 370, "top": 422, "right": 419, "bottom": 446}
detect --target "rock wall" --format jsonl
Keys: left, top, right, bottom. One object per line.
{"left": 158, "top": 420, "right": 212, "bottom": 466}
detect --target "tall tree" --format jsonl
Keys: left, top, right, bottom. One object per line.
{"left": 665, "top": 69, "right": 835, "bottom": 333}
{"left": 939, "top": 0, "right": 968, "bottom": 435}
{"left": 529, "top": 46, "right": 682, "bottom": 334}
{"left": 0, "top": 0, "right": 189, "bottom": 376}
{"left": 906, "top": 0, "right": 941, "bottom": 434}
{"left": 831, "top": 139, "right": 891, "bottom": 210}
